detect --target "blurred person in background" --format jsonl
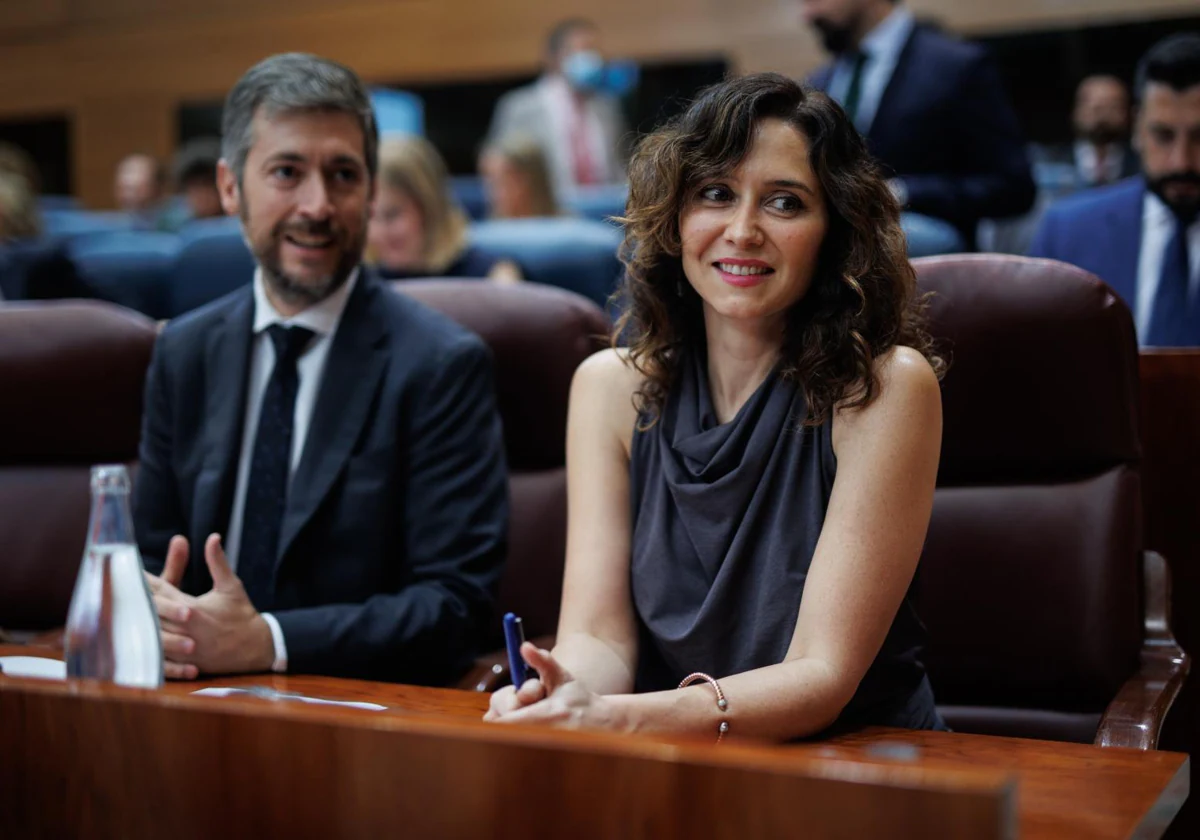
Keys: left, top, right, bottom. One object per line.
{"left": 0, "top": 165, "right": 90, "bottom": 301}
{"left": 801, "top": 0, "right": 1035, "bottom": 253}
{"left": 982, "top": 74, "right": 1140, "bottom": 255}
{"left": 0, "top": 141, "right": 42, "bottom": 196}
{"left": 0, "top": 145, "right": 41, "bottom": 240}
{"left": 173, "top": 137, "right": 225, "bottom": 223}
{"left": 114, "top": 152, "right": 169, "bottom": 228}
{"left": 478, "top": 134, "right": 561, "bottom": 219}
{"left": 486, "top": 18, "right": 629, "bottom": 200}
{"left": 1031, "top": 34, "right": 1200, "bottom": 347}
{"left": 1036, "top": 75, "right": 1139, "bottom": 189}
{"left": 367, "top": 135, "right": 520, "bottom": 281}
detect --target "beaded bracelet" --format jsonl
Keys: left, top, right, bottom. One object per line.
{"left": 677, "top": 672, "right": 729, "bottom": 743}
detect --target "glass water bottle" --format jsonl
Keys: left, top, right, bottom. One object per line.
{"left": 64, "top": 464, "right": 164, "bottom": 688}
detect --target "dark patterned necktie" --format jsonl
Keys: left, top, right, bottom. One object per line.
{"left": 1146, "top": 215, "right": 1197, "bottom": 347}
{"left": 842, "top": 50, "right": 870, "bottom": 130}
{"left": 238, "top": 324, "right": 315, "bottom": 610}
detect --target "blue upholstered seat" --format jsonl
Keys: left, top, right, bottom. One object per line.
{"left": 67, "top": 232, "right": 181, "bottom": 318}
{"left": 562, "top": 184, "right": 628, "bottom": 226}
{"left": 468, "top": 218, "right": 623, "bottom": 307}
{"left": 450, "top": 176, "right": 489, "bottom": 222}
{"left": 168, "top": 228, "right": 255, "bottom": 317}
{"left": 41, "top": 210, "right": 134, "bottom": 241}
{"left": 37, "top": 195, "right": 82, "bottom": 213}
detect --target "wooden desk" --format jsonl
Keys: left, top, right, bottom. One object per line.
{"left": 0, "top": 646, "right": 1188, "bottom": 839}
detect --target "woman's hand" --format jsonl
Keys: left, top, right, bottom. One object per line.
{"left": 483, "top": 641, "right": 560, "bottom": 721}
{"left": 484, "top": 643, "right": 627, "bottom": 733}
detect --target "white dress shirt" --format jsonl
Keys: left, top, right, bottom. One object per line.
{"left": 827, "top": 6, "right": 916, "bottom": 135}
{"left": 225, "top": 267, "right": 359, "bottom": 671}
{"left": 1135, "top": 193, "right": 1200, "bottom": 342}
{"left": 1073, "top": 141, "right": 1125, "bottom": 187}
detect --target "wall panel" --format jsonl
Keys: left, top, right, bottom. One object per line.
{"left": 0, "top": 0, "right": 1195, "bottom": 206}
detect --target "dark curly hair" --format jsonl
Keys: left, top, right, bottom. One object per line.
{"left": 614, "top": 72, "right": 943, "bottom": 426}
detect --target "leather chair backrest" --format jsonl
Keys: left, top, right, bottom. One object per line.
{"left": 0, "top": 301, "right": 157, "bottom": 630}
{"left": 395, "top": 279, "right": 608, "bottom": 645}
{"left": 914, "top": 255, "right": 1143, "bottom": 741}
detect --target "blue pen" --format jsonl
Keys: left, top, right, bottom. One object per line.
{"left": 502, "top": 612, "right": 529, "bottom": 689}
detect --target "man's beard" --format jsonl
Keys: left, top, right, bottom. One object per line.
{"left": 247, "top": 210, "right": 364, "bottom": 307}
{"left": 1147, "top": 171, "right": 1200, "bottom": 221}
{"left": 811, "top": 19, "right": 855, "bottom": 55}
{"left": 1076, "top": 122, "right": 1126, "bottom": 147}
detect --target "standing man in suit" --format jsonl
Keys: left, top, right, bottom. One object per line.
{"left": 801, "top": 0, "right": 1035, "bottom": 252}
{"left": 1030, "top": 34, "right": 1200, "bottom": 347}
{"left": 485, "top": 18, "right": 628, "bottom": 201}
{"left": 137, "top": 53, "right": 508, "bottom": 685}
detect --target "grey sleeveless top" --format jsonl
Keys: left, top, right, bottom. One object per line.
{"left": 629, "top": 350, "right": 942, "bottom": 732}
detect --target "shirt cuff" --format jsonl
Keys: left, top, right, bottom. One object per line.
{"left": 261, "top": 612, "right": 289, "bottom": 673}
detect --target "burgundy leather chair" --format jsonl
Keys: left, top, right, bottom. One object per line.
{"left": 0, "top": 301, "right": 157, "bottom": 635}
{"left": 915, "top": 254, "right": 1187, "bottom": 748}
{"left": 391, "top": 280, "right": 608, "bottom": 689}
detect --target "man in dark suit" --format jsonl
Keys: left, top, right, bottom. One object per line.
{"left": 137, "top": 53, "right": 508, "bottom": 685}
{"left": 1030, "top": 34, "right": 1200, "bottom": 347}
{"left": 801, "top": 0, "right": 1035, "bottom": 250}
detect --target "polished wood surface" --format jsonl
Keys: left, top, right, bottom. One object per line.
{"left": 823, "top": 729, "right": 1188, "bottom": 840}
{"left": 2, "top": 0, "right": 1196, "bottom": 207}
{"left": 0, "top": 645, "right": 1188, "bottom": 839}
{"left": 1140, "top": 350, "right": 1200, "bottom": 839}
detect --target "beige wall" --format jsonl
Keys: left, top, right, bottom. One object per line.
{"left": 1, "top": 0, "right": 1195, "bottom": 207}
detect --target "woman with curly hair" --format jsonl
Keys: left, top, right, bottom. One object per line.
{"left": 487, "top": 72, "right": 947, "bottom": 740}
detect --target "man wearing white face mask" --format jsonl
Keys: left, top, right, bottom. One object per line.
{"left": 486, "top": 18, "right": 629, "bottom": 199}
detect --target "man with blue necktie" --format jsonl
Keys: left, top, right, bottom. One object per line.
{"left": 1031, "top": 34, "right": 1200, "bottom": 347}
{"left": 800, "top": 0, "right": 1035, "bottom": 254}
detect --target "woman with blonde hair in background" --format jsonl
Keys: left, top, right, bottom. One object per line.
{"left": 479, "top": 134, "right": 561, "bottom": 219}
{"left": 367, "top": 135, "right": 520, "bottom": 281}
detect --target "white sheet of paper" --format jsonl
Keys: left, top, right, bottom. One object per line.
{"left": 191, "top": 686, "right": 386, "bottom": 711}
{"left": 0, "top": 656, "right": 67, "bottom": 680}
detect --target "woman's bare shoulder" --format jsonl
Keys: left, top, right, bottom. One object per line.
{"left": 834, "top": 345, "right": 941, "bottom": 441}
{"left": 873, "top": 345, "right": 940, "bottom": 394}
{"left": 572, "top": 348, "right": 646, "bottom": 453}
{"left": 574, "top": 347, "right": 645, "bottom": 395}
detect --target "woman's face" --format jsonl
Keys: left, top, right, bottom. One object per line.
{"left": 679, "top": 118, "right": 829, "bottom": 329}
{"left": 479, "top": 151, "right": 533, "bottom": 219}
{"left": 368, "top": 182, "right": 426, "bottom": 270}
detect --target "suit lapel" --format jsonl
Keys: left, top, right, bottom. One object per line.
{"left": 196, "top": 290, "right": 254, "bottom": 549}
{"left": 276, "top": 273, "right": 389, "bottom": 564}
{"left": 1102, "top": 180, "right": 1146, "bottom": 309}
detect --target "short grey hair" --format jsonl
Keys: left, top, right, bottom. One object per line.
{"left": 221, "top": 52, "right": 379, "bottom": 184}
